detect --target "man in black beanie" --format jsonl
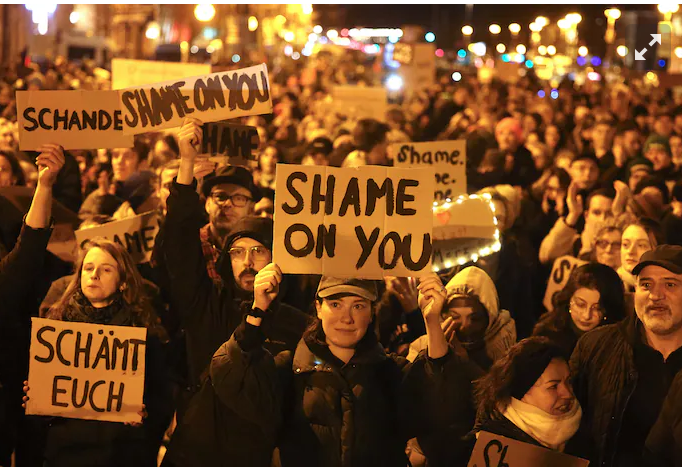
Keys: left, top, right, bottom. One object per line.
{"left": 157, "top": 118, "right": 308, "bottom": 465}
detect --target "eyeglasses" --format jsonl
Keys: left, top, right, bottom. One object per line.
{"left": 227, "top": 246, "right": 270, "bottom": 261}
{"left": 595, "top": 239, "right": 621, "bottom": 251}
{"left": 210, "top": 192, "right": 252, "bottom": 207}
{"left": 569, "top": 299, "right": 606, "bottom": 321}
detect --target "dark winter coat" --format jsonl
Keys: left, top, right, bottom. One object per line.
{"left": 644, "top": 370, "right": 682, "bottom": 466}
{"left": 210, "top": 319, "right": 480, "bottom": 466}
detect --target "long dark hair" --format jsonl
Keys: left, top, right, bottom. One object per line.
{"left": 536, "top": 263, "right": 625, "bottom": 335}
{"left": 0, "top": 150, "right": 26, "bottom": 186}
{"left": 47, "top": 238, "right": 154, "bottom": 328}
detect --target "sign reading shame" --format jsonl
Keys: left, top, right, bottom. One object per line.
{"left": 17, "top": 91, "right": 134, "bottom": 151}
{"left": 468, "top": 431, "right": 589, "bottom": 467}
{"left": 118, "top": 63, "right": 272, "bottom": 135}
{"left": 544, "top": 256, "right": 587, "bottom": 311}
{"left": 75, "top": 211, "right": 160, "bottom": 264}
{"left": 111, "top": 58, "right": 211, "bottom": 90}
{"left": 390, "top": 140, "right": 466, "bottom": 202}
{"left": 26, "top": 318, "right": 147, "bottom": 424}
{"left": 201, "top": 121, "right": 259, "bottom": 160}
{"left": 273, "top": 164, "right": 434, "bottom": 279}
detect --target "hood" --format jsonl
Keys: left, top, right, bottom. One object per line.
{"left": 480, "top": 184, "right": 522, "bottom": 230}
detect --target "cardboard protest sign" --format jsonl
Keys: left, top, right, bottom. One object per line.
{"left": 26, "top": 317, "right": 147, "bottom": 424}
{"left": 75, "top": 211, "right": 161, "bottom": 264}
{"left": 331, "top": 85, "right": 388, "bottom": 122}
{"left": 111, "top": 58, "right": 211, "bottom": 90}
{"left": 468, "top": 431, "right": 589, "bottom": 467}
{"left": 273, "top": 164, "right": 434, "bottom": 279}
{"left": 431, "top": 195, "right": 497, "bottom": 270}
{"left": 543, "top": 256, "right": 588, "bottom": 311}
{"left": 16, "top": 91, "right": 134, "bottom": 151}
{"left": 118, "top": 63, "right": 272, "bottom": 135}
{"left": 390, "top": 140, "right": 466, "bottom": 202}
{"left": 401, "top": 43, "right": 436, "bottom": 94}
{"left": 200, "top": 121, "right": 259, "bottom": 161}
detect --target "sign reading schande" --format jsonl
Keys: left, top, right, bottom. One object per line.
{"left": 118, "top": 63, "right": 272, "bottom": 135}
{"left": 26, "top": 317, "right": 147, "bottom": 424}
{"left": 273, "top": 164, "right": 434, "bottom": 279}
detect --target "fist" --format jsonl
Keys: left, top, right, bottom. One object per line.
{"left": 252, "top": 263, "right": 282, "bottom": 312}
{"left": 36, "top": 144, "right": 65, "bottom": 187}
{"left": 178, "top": 117, "right": 203, "bottom": 160}
{"left": 417, "top": 273, "right": 447, "bottom": 323}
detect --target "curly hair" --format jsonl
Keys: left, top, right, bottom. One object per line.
{"left": 47, "top": 237, "right": 154, "bottom": 328}
{"left": 535, "top": 263, "right": 625, "bottom": 337}
{"left": 474, "top": 337, "right": 568, "bottom": 419}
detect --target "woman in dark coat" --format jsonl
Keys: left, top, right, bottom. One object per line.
{"left": 210, "top": 271, "right": 481, "bottom": 466}
{"left": 23, "top": 238, "right": 173, "bottom": 466}
{"left": 533, "top": 263, "right": 626, "bottom": 355}
{"left": 472, "top": 337, "right": 586, "bottom": 457}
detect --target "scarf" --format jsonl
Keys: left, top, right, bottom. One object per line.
{"left": 63, "top": 288, "right": 135, "bottom": 326}
{"left": 501, "top": 397, "right": 582, "bottom": 451}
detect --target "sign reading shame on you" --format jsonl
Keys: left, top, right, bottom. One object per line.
{"left": 390, "top": 140, "right": 466, "bottom": 202}
{"left": 273, "top": 164, "right": 434, "bottom": 279}
{"left": 26, "top": 318, "right": 147, "bottom": 424}
{"left": 17, "top": 90, "right": 134, "bottom": 151}
{"left": 118, "top": 63, "right": 272, "bottom": 135}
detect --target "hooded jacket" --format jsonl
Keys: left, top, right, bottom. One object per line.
{"left": 407, "top": 266, "right": 516, "bottom": 369}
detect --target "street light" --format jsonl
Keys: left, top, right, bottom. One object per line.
{"left": 605, "top": 8, "right": 621, "bottom": 20}
{"left": 535, "top": 16, "right": 549, "bottom": 28}
{"left": 194, "top": 4, "right": 215, "bottom": 22}
{"left": 69, "top": 11, "right": 79, "bottom": 24}
{"left": 496, "top": 43, "right": 506, "bottom": 53}
{"left": 538, "top": 45, "right": 547, "bottom": 55}
{"left": 145, "top": 21, "right": 160, "bottom": 39}
{"left": 516, "top": 44, "right": 527, "bottom": 54}
{"left": 529, "top": 22, "right": 542, "bottom": 32}
{"left": 509, "top": 23, "right": 521, "bottom": 35}
{"left": 462, "top": 25, "right": 473, "bottom": 36}
{"left": 547, "top": 45, "right": 557, "bottom": 55}
{"left": 617, "top": 45, "right": 629, "bottom": 57}
{"left": 284, "top": 31, "right": 295, "bottom": 42}
{"left": 675, "top": 46, "right": 682, "bottom": 58}
{"left": 248, "top": 16, "right": 258, "bottom": 32}
{"left": 301, "top": 4, "right": 313, "bottom": 15}
{"left": 566, "top": 13, "right": 582, "bottom": 24}
{"left": 658, "top": 3, "right": 680, "bottom": 21}
{"left": 557, "top": 18, "right": 570, "bottom": 30}
{"left": 489, "top": 24, "right": 501, "bottom": 35}
{"left": 578, "top": 46, "right": 588, "bottom": 56}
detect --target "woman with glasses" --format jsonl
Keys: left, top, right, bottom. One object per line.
{"left": 533, "top": 263, "right": 626, "bottom": 355}
{"left": 588, "top": 222, "right": 623, "bottom": 271}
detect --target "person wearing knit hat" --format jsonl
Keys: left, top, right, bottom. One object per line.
{"left": 495, "top": 117, "right": 524, "bottom": 151}
{"left": 472, "top": 337, "right": 583, "bottom": 454}
{"left": 643, "top": 134, "right": 672, "bottom": 172}
{"left": 626, "top": 157, "right": 654, "bottom": 192}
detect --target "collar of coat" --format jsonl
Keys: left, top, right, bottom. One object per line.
{"left": 292, "top": 329, "right": 388, "bottom": 374}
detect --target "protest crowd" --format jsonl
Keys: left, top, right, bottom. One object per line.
{"left": 3, "top": 42, "right": 682, "bottom": 468}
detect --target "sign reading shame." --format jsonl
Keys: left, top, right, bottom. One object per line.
{"left": 111, "top": 58, "right": 211, "bottom": 90}
{"left": 273, "top": 164, "right": 434, "bottom": 279}
{"left": 390, "top": 140, "right": 466, "bottom": 202}
{"left": 118, "top": 63, "right": 272, "bottom": 135}
{"left": 17, "top": 91, "right": 134, "bottom": 151}
{"left": 201, "top": 121, "right": 259, "bottom": 160}
{"left": 75, "top": 211, "right": 161, "bottom": 264}
{"left": 468, "top": 431, "right": 589, "bottom": 467}
{"left": 26, "top": 318, "right": 147, "bottom": 424}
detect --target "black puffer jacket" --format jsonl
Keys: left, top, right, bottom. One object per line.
{"left": 569, "top": 314, "right": 640, "bottom": 466}
{"left": 210, "top": 318, "right": 480, "bottom": 466}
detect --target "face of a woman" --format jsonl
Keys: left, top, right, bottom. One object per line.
{"left": 0, "top": 155, "right": 16, "bottom": 187}
{"left": 545, "top": 125, "right": 560, "bottom": 150}
{"left": 316, "top": 295, "right": 373, "bottom": 350}
{"left": 80, "top": 247, "right": 121, "bottom": 307}
{"left": 521, "top": 358, "right": 575, "bottom": 416}
{"left": 621, "top": 225, "right": 653, "bottom": 274}
{"left": 569, "top": 287, "right": 604, "bottom": 332}
{"left": 594, "top": 230, "right": 622, "bottom": 270}
{"left": 260, "top": 147, "right": 278, "bottom": 174}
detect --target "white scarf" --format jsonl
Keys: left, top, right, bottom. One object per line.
{"left": 501, "top": 397, "right": 582, "bottom": 451}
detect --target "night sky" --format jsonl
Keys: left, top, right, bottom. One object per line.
{"left": 339, "top": 4, "right": 658, "bottom": 57}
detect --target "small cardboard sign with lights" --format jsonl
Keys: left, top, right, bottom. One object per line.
{"left": 430, "top": 193, "right": 499, "bottom": 272}
{"left": 273, "top": 164, "right": 434, "bottom": 279}
{"left": 389, "top": 140, "right": 466, "bottom": 203}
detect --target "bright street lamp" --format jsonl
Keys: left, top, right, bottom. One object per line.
{"left": 578, "top": 46, "right": 588, "bottom": 56}
{"left": 516, "top": 44, "right": 527, "bottom": 54}
{"left": 658, "top": 3, "right": 680, "bottom": 21}
{"left": 557, "top": 19, "right": 570, "bottom": 30}
{"left": 489, "top": 24, "right": 501, "bottom": 35}
{"left": 509, "top": 23, "right": 521, "bottom": 35}
{"left": 462, "top": 25, "right": 473, "bottom": 36}
{"left": 248, "top": 16, "right": 258, "bottom": 32}
{"left": 529, "top": 22, "right": 542, "bottom": 33}
{"left": 194, "top": 4, "right": 215, "bottom": 22}
{"left": 617, "top": 45, "right": 629, "bottom": 57}
{"left": 538, "top": 45, "right": 547, "bottom": 55}
{"left": 547, "top": 45, "right": 556, "bottom": 56}
{"left": 535, "top": 16, "right": 549, "bottom": 28}
{"left": 605, "top": 8, "right": 621, "bottom": 20}
{"left": 496, "top": 43, "right": 506, "bottom": 53}
{"left": 566, "top": 13, "right": 582, "bottom": 25}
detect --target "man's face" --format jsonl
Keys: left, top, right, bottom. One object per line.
{"left": 253, "top": 197, "right": 274, "bottom": 219}
{"left": 674, "top": 114, "right": 682, "bottom": 131}
{"left": 622, "top": 130, "right": 641, "bottom": 159}
{"left": 205, "top": 183, "right": 254, "bottom": 235}
{"left": 570, "top": 159, "right": 599, "bottom": 191}
{"left": 635, "top": 265, "right": 682, "bottom": 337}
{"left": 592, "top": 124, "right": 612, "bottom": 151}
{"left": 645, "top": 145, "right": 672, "bottom": 172}
{"left": 0, "top": 124, "right": 16, "bottom": 152}
{"left": 0, "top": 154, "right": 16, "bottom": 187}
{"left": 496, "top": 129, "right": 518, "bottom": 153}
{"left": 111, "top": 148, "right": 140, "bottom": 182}
{"left": 629, "top": 168, "right": 651, "bottom": 192}
{"left": 585, "top": 195, "right": 614, "bottom": 225}
{"left": 545, "top": 125, "right": 561, "bottom": 150}
{"left": 654, "top": 116, "right": 673, "bottom": 137}
{"left": 670, "top": 135, "right": 682, "bottom": 168}
{"left": 228, "top": 237, "right": 271, "bottom": 291}
{"left": 157, "top": 167, "right": 179, "bottom": 213}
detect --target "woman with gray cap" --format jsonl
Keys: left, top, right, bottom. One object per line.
{"left": 209, "top": 271, "right": 481, "bottom": 466}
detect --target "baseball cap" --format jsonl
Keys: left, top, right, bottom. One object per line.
{"left": 316, "top": 277, "right": 378, "bottom": 302}
{"left": 202, "top": 165, "right": 262, "bottom": 202}
{"left": 632, "top": 245, "right": 682, "bottom": 276}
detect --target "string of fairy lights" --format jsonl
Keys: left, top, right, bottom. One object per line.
{"left": 430, "top": 192, "right": 502, "bottom": 272}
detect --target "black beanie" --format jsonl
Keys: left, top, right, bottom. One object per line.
{"left": 224, "top": 216, "right": 274, "bottom": 251}
{"left": 509, "top": 338, "right": 568, "bottom": 400}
